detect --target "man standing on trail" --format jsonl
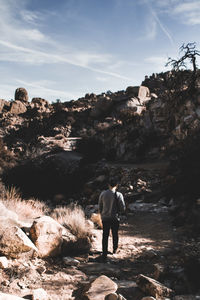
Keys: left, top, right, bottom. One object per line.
{"left": 98, "top": 178, "right": 126, "bottom": 262}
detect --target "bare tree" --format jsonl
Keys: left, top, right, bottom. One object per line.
{"left": 166, "top": 42, "right": 200, "bottom": 91}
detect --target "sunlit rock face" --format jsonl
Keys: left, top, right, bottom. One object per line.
{"left": 10, "top": 100, "right": 27, "bottom": 114}
{"left": 30, "top": 216, "right": 64, "bottom": 258}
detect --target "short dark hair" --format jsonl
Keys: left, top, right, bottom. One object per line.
{"left": 108, "top": 178, "right": 119, "bottom": 187}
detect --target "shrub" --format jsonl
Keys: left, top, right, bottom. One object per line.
{"left": 50, "top": 204, "right": 94, "bottom": 240}
{"left": 1, "top": 186, "right": 48, "bottom": 220}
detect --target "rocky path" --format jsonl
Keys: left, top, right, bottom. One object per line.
{"left": 82, "top": 209, "right": 176, "bottom": 299}
{"left": 1, "top": 207, "right": 187, "bottom": 300}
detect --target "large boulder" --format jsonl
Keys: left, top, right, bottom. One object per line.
{"left": 138, "top": 86, "right": 151, "bottom": 102}
{"left": 30, "top": 216, "right": 65, "bottom": 257}
{"left": 10, "top": 100, "right": 27, "bottom": 114}
{"left": 14, "top": 87, "right": 28, "bottom": 102}
{"left": 0, "top": 224, "right": 37, "bottom": 258}
{"left": 137, "top": 274, "right": 173, "bottom": 299}
{"left": 78, "top": 275, "right": 118, "bottom": 300}
{"left": 0, "top": 292, "right": 24, "bottom": 300}
{"left": 125, "top": 86, "right": 151, "bottom": 104}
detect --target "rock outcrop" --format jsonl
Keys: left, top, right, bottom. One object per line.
{"left": 10, "top": 100, "right": 27, "bottom": 114}
{"left": 0, "top": 224, "right": 37, "bottom": 258}
{"left": 29, "top": 216, "right": 64, "bottom": 258}
{"left": 31, "top": 97, "right": 50, "bottom": 113}
{"left": 14, "top": 87, "right": 28, "bottom": 102}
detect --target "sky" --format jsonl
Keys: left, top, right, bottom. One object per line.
{"left": 0, "top": 0, "right": 200, "bottom": 102}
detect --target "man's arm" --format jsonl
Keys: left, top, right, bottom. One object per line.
{"left": 98, "top": 191, "right": 104, "bottom": 214}
{"left": 118, "top": 193, "right": 126, "bottom": 213}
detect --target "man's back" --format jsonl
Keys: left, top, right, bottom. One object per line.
{"left": 99, "top": 189, "right": 125, "bottom": 220}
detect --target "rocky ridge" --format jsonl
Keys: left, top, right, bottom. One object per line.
{"left": 0, "top": 70, "right": 200, "bottom": 299}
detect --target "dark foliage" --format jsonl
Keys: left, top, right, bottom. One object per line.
{"left": 2, "top": 150, "right": 94, "bottom": 200}
{"left": 76, "top": 137, "right": 104, "bottom": 162}
{"left": 0, "top": 138, "right": 16, "bottom": 171}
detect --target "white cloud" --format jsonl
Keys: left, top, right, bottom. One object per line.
{"left": 173, "top": 1, "right": 200, "bottom": 13}
{"left": 141, "top": 16, "right": 157, "bottom": 40}
{"left": 145, "top": 55, "right": 169, "bottom": 71}
{"left": 173, "top": 1, "right": 200, "bottom": 25}
{"left": 20, "top": 10, "right": 41, "bottom": 24}
{"left": 20, "top": 29, "right": 45, "bottom": 41}
{"left": 96, "top": 76, "right": 110, "bottom": 82}
{"left": 152, "top": 0, "right": 200, "bottom": 25}
{"left": 0, "top": 39, "right": 132, "bottom": 81}
{"left": 0, "top": 0, "right": 132, "bottom": 83}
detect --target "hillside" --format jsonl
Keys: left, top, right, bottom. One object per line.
{"left": 0, "top": 69, "right": 200, "bottom": 299}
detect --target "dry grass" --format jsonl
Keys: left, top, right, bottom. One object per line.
{"left": 1, "top": 186, "right": 47, "bottom": 220}
{"left": 51, "top": 204, "right": 94, "bottom": 240}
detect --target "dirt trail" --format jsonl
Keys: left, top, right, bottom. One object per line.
{"left": 91, "top": 211, "right": 175, "bottom": 260}
{"left": 83, "top": 209, "right": 177, "bottom": 299}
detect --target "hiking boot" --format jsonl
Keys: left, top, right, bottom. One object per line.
{"left": 113, "top": 248, "right": 119, "bottom": 254}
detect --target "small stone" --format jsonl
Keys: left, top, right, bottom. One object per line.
{"left": 17, "top": 282, "right": 27, "bottom": 289}
{"left": 105, "top": 293, "right": 118, "bottom": 300}
{"left": 1, "top": 280, "right": 9, "bottom": 286}
{"left": 32, "top": 288, "right": 48, "bottom": 300}
{"left": 0, "top": 256, "right": 8, "bottom": 268}
{"left": 141, "top": 297, "right": 156, "bottom": 300}
{"left": 63, "top": 256, "right": 80, "bottom": 266}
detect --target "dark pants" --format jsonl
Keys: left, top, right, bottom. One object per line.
{"left": 102, "top": 218, "right": 119, "bottom": 258}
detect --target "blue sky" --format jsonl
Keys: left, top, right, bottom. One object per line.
{"left": 0, "top": 0, "right": 200, "bottom": 102}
